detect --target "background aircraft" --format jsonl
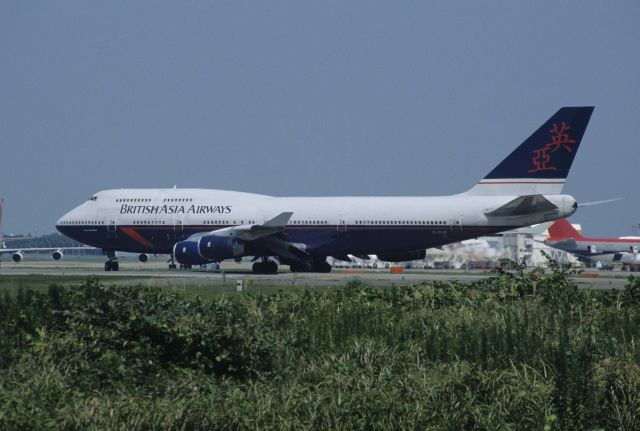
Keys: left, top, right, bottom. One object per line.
{"left": 0, "top": 197, "right": 92, "bottom": 263}
{"left": 545, "top": 218, "right": 640, "bottom": 266}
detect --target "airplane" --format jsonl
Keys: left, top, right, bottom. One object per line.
{"left": 56, "top": 106, "right": 594, "bottom": 274}
{"left": 0, "top": 197, "right": 93, "bottom": 263}
{"left": 544, "top": 218, "right": 640, "bottom": 266}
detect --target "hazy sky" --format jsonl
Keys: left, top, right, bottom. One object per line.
{"left": 1, "top": 1, "right": 639, "bottom": 236}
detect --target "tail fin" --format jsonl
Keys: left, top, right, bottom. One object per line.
{"left": 548, "top": 218, "right": 584, "bottom": 240}
{"left": 466, "top": 107, "right": 594, "bottom": 195}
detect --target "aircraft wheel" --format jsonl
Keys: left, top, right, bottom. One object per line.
{"left": 169, "top": 263, "right": 177, "bottom": 269}
{"left": 290, "top": 263, "right": 311, "bottom": 273}
{"left": 265, "top": 260, "right": 278, "bottom": 274}
{"left": 104, "top": 261, "right": 112, "bottom": 271}
{"left": 252, "top": 262, "right": 265, "bottom": 274}
{"left": 111, "top": 261, "right": 119, "bottom": 271}
{"left": 313, "top": 261, "right": 332, "bottom": 273}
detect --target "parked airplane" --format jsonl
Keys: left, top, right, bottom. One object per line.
{"left": 545, "top": 218, "right": 640, "bottom": 266}
{"left": 56, "top": 107, "right": 594, "bottom": 273}
{"left": 0, "top": 197, "right": 91, "bottom": 262}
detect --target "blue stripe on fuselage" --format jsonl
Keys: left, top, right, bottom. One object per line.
{"left": 56, "top": 224, "right": 512, "bottom": 256}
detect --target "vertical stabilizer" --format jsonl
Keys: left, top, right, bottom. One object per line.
{"left": 548, "top": 218, "right": 584, "bottom": 240}
{"left": 466, "top": 107, "right": 594, "bottom": 196}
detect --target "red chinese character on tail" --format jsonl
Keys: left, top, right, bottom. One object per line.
{"left": 529, "top": 147, "right": 556, "bottom": 172}
{"left": 547, "top": 122, "right": 576, "bottom": 153}
{"left": 528, "top": 121, "right": 575, "bottom": 172}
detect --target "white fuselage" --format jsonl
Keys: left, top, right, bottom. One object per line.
{"left": 56, "top": 188, "right": 577, "bottom": 258}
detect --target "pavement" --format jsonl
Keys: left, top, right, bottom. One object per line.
{"left": 0, "top": 256, "right": 633, "bottom": 289}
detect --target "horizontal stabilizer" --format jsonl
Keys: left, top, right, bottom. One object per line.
{"left": 500, "top": 221, "right": 553, "bottom": 236}
{"left": 485, "top": 195, "right": 557, "bottom": 217}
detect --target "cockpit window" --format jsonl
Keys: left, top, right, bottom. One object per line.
{"left": 89, "top": 196, "right": 97, "bottom": 201}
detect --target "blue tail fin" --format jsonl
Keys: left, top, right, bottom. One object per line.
{"left": 466, "top": 107, "right": 594, "bottom": 195}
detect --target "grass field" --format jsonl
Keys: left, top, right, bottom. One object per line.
{"left": 1, "top": 263, "right": 640, "bottom": 430}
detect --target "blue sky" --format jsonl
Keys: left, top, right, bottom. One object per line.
{"left": 1, "top": 1, "right": 639, "bottom": 236}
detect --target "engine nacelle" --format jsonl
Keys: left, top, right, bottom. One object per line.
{"left": 377, "top": 250, "right": 426, "bottom": 262}
{"left": 198, "top": 235, "right": 245, "bottom": 261}
{"left": 173, "top": 239, "right": 210, "bottom": 266}
{"left": 12, "top": 252, "right": 23, "bottom": 263}
{"left": 138, "top": 253, "right": 149, "bottom": 263}
{"left": 52, "top": 250, "right": 63, "bottom": 260}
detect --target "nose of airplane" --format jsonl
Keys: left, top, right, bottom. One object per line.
{"left": 56, "top": 211, "right": 71, "bottom": 234}
{"left": 56, "top": 205, "right": 83, "bottom": 236}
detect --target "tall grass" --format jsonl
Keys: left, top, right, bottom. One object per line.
{"left": 1, "top": 271, "right": 640, "bottom": 429}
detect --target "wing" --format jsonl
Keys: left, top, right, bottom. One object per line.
{"left": 210, "top": 212, "right": 312, "bottom": 260}
{"left": 208, "top": 212, "right": 293, "bottom": 241}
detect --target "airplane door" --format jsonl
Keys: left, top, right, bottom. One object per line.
{"left": 337, "top": 214, "right": 347, "bottom": 232}
{"left": 104, "top": 209, "right": 118, "bottom": 234}
{"left": 172, "top": 214, "right": 184, "bottom": 241}
{"left": 448, "top": 218, "right": 462, "bottom": 232}
{"left": 173, "top": 215, "right": 184, "bottom": 231}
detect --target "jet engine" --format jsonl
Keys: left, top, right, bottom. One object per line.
{"left": 173, "top": 238, "right": 210, "bottom": 266}
{"left": 12, "top": 252, "right": 23, "bottom": 262}
{"left": 198, "top": 235, "right": 246, "bottom": 261}
{"left": 52, "top": 250, "right": 63, "bottom": 260}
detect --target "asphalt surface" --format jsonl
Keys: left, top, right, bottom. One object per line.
{"left": 0, "top": 256, "right": 632, "bottom": 289}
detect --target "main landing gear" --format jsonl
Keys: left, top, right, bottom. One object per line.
{"left": 167, "top": 254, "right": 192, "bottom": 270}
{"left": 289, "top": 259, "right": 331, "bottom": 273}
{"left": 252, "top": 258, "right": 278, "bottom": 274}
{"left": 104, "top": 250, "right": 119, "bottom": 271}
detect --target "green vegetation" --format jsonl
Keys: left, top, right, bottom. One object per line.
{"left": 1, "top": 267, "right": 640, "bottom": 430}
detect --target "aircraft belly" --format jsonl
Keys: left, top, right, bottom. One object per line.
{"left": 59, "top": 224, "right": 514, "bottom": 258}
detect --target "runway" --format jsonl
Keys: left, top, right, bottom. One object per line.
{"left": 0, "top": 255, "right": 632, "bottom": 290}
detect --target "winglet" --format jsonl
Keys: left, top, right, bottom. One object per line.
{"left": 264, "top": 212, "right": 293, "bottom": 227}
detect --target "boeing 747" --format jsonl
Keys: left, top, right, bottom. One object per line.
{"left": 56, "top": 107, "right": 594, "bottom": 273}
